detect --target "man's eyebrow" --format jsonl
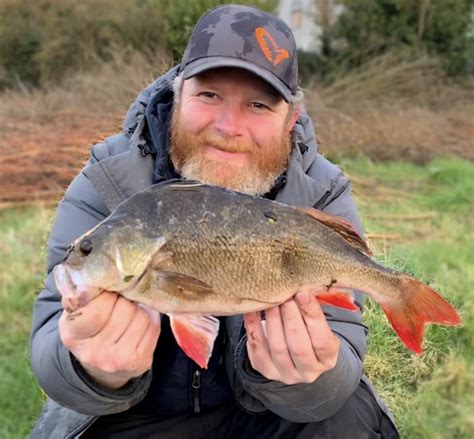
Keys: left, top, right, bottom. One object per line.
{"left": 192, "top": 76, "right": 283, "bottom": 104}
{"left": 252, "top": 81, "right": 284, "bottom": 104}
{"left": 255, "top": 90, "right": 282, "bottom": 105}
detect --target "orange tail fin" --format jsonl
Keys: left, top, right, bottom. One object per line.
{"left": 381, "top": 276, "right": 462, "bottom": 354}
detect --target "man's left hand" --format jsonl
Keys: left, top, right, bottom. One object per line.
{"left": 243, "top": 291, "right": 340, "bottom": 385}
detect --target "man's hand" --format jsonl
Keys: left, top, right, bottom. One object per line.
{"left": 243, "top": 291, "right": 340, "bottom": 385}
{"left": 59, "top": 291, "right": 161, "bottom": 389}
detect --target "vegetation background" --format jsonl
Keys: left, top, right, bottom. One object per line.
{"left": 0, "top": 0, "right": 472, "bottom": 437}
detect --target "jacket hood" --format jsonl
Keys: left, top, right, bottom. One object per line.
{"left": 123, "top": 66, "right": 319, "bottom": 174}
{"left": 123, "top": 65, "right": 180, "bottom": 137}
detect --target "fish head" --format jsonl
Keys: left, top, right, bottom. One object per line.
{"left": 54, "top": 216, "right": 166, "bottom": 308}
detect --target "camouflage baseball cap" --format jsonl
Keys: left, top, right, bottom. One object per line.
{"left": 179, "top": 4, "right": 298, "bottom": 102}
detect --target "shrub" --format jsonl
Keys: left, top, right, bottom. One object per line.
{"left": 0, "top": 0, "right": 277, "bottom": 89}
{"left": 330, "top": 0, "right": 473, "bottom": 77}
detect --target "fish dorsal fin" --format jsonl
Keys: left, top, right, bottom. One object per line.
{"left": 296, "top": 207, "right": 372, "bottom": 256}
{"left": 168, "top": 181, "right": 206, "bottom": 192}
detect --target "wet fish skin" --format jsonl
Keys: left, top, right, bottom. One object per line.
{"left": 54, "top": 180, "right": 462, "bottom": 367}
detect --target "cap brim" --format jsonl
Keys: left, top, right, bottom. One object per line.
{"left": 181, "top": 57, "right": 293, "bottom": 102}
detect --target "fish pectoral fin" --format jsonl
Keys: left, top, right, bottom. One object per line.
{"left": 296, "top": 207, "right": 372, "bottom": 256}
{"left": 154, "top": 271, "right": 215, "bottom": 298}
{"left": 169, "top": 314, "right": 220, "bottom": 369}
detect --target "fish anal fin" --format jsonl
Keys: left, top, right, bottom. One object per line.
{"left": 316, "top": 290, "right": 359, "bottom": 312}
{"left": 296, "top": 207, "right": 372, "bottom": 256}
{"left": 170, "top": 314, "right": 220, "bottom": 368}
{"left": 380, "top": 276, "right": 462, "bottom": 354}
{"left": 155, "top": 271, "right": 215, "bottom": 299}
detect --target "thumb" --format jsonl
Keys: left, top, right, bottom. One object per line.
{"left": 59, "top": 291, "right": 118, "bottom": 341}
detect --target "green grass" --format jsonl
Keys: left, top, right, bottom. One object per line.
{"left": 340, "top": 157, "right": 474, "bottom": 438}
{"left": 0, "top": 157, "right": 472, "bottom": 438}
{"left": 0, "top": 207, "right": 53, "bottom": 438}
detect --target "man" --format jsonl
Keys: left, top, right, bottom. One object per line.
{"left": 30, "top": 4, "right": 399, "bottom": 438}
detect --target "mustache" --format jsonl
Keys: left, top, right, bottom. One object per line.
{"left": 198, "top": 134, "right": 253, "bottom": 154}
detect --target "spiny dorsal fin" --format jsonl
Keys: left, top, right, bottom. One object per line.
{"left": 296, "top": 207, "right": 372, "bottom": 256}
{"left": 168, "top": 181, "right": 205, "bottom": 192}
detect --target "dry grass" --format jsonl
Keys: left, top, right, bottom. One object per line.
{"left": 0, "top": 49, "right": 472, "bottom": 206}
{"left": 306, "top": 52, "right": 474, "bottom": 163}
{"left": 0, "top": 51, "right": 171, "bottom": 204}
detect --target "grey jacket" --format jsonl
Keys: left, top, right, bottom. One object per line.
{"left": 29, "top": 67, "right": 394, "bottom": 438}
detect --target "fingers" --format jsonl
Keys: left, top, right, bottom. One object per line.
{"left": 243, "top": 312, "right": 279, "bottom": 380}
{"left": 59, "top": 291, "right": 118, "bottom": 343}
{"left": 59, "top": 292, "right": 162, "bottom": 388}
{"left": 98, "top": 296, "right": 140, "bottom": 344}
{"left": 279, "top": 299, "right": 320, "bottom": 382}
{"left": 265, "top": 306, "right": 301, "bottom": 383}
{"left": 243, "top": 292, "right": 341, "bottom": 386}
{"left": 295, "top": 292, "right": 340, "bottom": 369}
{"left": 126, "top": 306, "right": 160, "bottom": 350}
{"left": 137, "top": 317, "right": 161, "bottom": 356}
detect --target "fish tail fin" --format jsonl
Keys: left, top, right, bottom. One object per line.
{"left": 381, "top": 276, "right": 462, "bottom": 354}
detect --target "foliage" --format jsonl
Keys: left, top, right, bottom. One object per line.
{"left": 0, "top": 0, "right": 276, "bottom": 89}
{"left": 326, "top": 0, "right": 474, "bottom": 78}
{"left": 0, "top": 0, "right": 168, "bottom": 88}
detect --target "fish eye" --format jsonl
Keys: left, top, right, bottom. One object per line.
{"left": 79, "top": 238, "right": 93, "bottom": 256}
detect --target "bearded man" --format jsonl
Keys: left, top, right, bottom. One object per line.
{"left": 30, "top": 4, "right": 399, "bottom": 438}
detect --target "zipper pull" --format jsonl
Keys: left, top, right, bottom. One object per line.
{"left": 192, "top": 369, "right": 201, "bottom": 413}
{"left": 137, "top": 141, "right": 153, "bottom": 157}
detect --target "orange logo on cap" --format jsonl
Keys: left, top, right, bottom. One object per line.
{"left": 255, "top": 27, "right": 289, "bottom": 66}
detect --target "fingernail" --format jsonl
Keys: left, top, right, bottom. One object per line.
{"left": 296, "top": 292, "right": 311, "bottom": 306}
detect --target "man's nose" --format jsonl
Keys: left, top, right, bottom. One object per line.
{"left": 213, "top": 104, "right": 242, "bottom": 138}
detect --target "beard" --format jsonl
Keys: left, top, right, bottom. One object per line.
{"left": 169, "top": 110, "right": 292, "bottom": 196}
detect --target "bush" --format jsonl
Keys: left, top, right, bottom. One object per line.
{"left": 0, "top": 0, "right": 169, "bottom": 88}
{"left": 0, "top": 0, "right": 43, "bottom": 88}
{"left": 329, "top": 0, "right": 473, "bottom": 77}
{"left": 0, "top": 0, "right": 277, "bottom": 90}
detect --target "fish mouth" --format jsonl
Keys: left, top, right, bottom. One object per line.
{"left": 53, "top": 264, "right": 104, "bottom": 310}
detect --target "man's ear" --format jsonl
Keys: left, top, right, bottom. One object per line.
{"left": 287, "top": 105, "right": 302, "bottom": 132}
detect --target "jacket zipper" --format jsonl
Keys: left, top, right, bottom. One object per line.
{"left": 313, "top": 176, "right": 348, "bottom": 209}
{"left": 192, "top": 369, "right": 201, "bottom": 413}
{"left": 65, "top": 415, "right": 98, "bottom": 438}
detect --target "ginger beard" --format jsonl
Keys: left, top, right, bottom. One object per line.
{"left": 169, "top": 107, "right": 293, "bottom": 196}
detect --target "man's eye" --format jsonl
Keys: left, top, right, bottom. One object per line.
{"left": 250, "top": 102, "right": 270, "bottom": 110}
{"left": 199, "top": 91, "right": 217, "bottom": 99}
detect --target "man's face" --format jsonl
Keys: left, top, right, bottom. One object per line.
{"left": 169, "top": 68, "right": 300, "bottom": 195}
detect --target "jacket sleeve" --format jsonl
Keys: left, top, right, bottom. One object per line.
{"left": 29, "top": 157, "right": 152, "bottom": 416}
{"left": 231, "top": 177, "right": 368, "bottom": 422}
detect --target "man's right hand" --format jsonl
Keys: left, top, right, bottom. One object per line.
{"left": 59, "top": 291, "right": 161, "bottom": 389}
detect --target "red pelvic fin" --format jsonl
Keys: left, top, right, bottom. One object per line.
{"left": 381, "top": 277, "right": 462, "bottom": 354}
{"left": 169, "top": 314, "right": 220, "bottom": 369}
{"left": 316, "top": 291, "right": 359, "bottom": 312}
